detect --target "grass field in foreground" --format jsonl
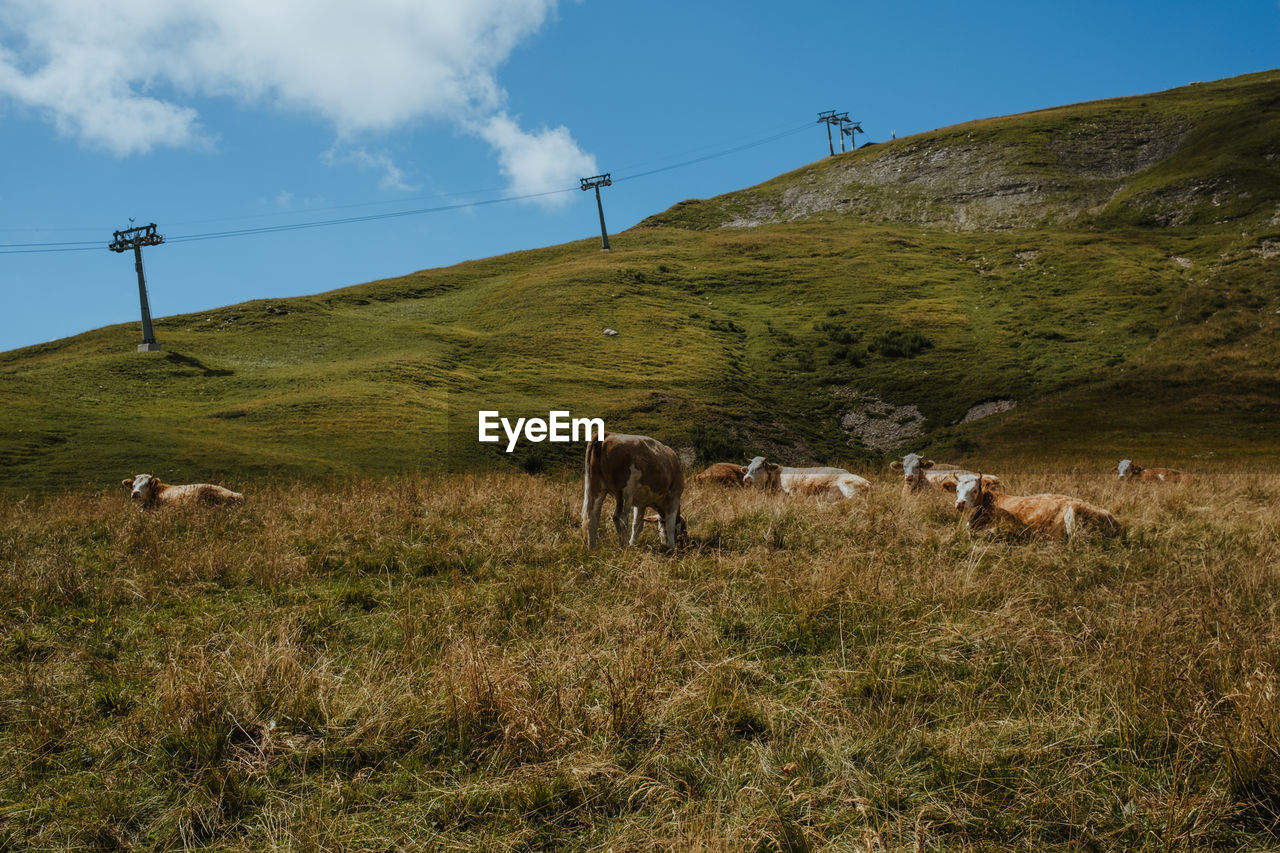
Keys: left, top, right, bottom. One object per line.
{"left": 2, "top": 465, "right": 1278, "bottom": 850}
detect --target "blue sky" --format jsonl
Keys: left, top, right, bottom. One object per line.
{"left": 1, "top": 0, "right": 1276, "bottom": 353}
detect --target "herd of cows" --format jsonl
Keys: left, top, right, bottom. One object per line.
{"left": 118, "top": 433, "right": 1188, "bottom": 550}
{"left": 580, "top": 433, "right": 1187, "bottom": 550}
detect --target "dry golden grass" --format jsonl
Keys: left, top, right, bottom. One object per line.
{"left": 1, "top": 464, "right": 1278, "bottom": 850}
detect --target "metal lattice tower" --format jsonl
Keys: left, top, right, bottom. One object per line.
{"left": 108, "top": 223, "right": 164, "bottom": 352}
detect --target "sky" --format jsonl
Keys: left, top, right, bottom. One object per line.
{"left": 0, "top": 0, "right": 1276, "bottom": 353}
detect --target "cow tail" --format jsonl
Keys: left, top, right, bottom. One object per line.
{"left": 582, "top": 436, "right": 604, "bottom": 523}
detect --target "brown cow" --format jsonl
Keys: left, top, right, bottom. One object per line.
{"left": 694, "top": 462, "right": 746, "bottom": 487}
{"left": 742, "top": 455, "right": 870, "bottom": 500}
{"left": 122, "top": 473, "right": 244, "bottom": 508}
{"left": 890, "top": 453, "right": 1003, "bottom": 494}
{"left": 945, "top": 473, "right": 1120, "bottom": 538}
{"left": 1114, "top": 459, "right": 1187, "bottom": 483}
{"left": 582, "top": 433, "right": 686, "bottom": 550}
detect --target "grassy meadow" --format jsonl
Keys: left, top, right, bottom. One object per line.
{"left": 3, "top": 464, "right": 1278, "bottom": 850}
{"left": 2, "top": 70, "right": 1279, "bottom": 851}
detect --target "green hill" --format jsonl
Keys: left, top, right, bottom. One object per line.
{"left": 3, "top": 71, "right": 1279, "bottom": 492}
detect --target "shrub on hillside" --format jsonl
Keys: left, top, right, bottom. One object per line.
{"left": 870, "top": 329, "right": 934, "bottom": 358}
{"left": 690, "top": 427, "right": 744, "bottom": 464}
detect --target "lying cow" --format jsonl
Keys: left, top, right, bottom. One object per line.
{"left": 889, "top": 453, "right": 1003, "bottom": 494}
{"left": 122, "top": 473, "right": 244, "bottom": 509}
{"left": 1113, "top": 459, "right": 1187, "bottom": 483}
{"left": 742, "top": 455, "right": 870, "bottom": 500}
{"left": 945, "top": 473, "right": 1119, "bottom": 538}
{"left": 693, "top": 462, "right": 746, "bottom": 487}
{"left": 582, "top": 433, "right": 687, "bottom": 550}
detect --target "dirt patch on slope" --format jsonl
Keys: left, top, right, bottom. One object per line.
{"left": 833, "top": 388, "right": 926, "bottom": 451}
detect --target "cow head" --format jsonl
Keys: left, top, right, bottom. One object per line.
{"left": 943, "top": 472, "right": 985, "bottom": 512}
{"left": 890, "top": 453, "right": 934, "bottom": 488}
{"left": 1115, "top": 459, "right": 1141, "bottom": 480}
{"left": 123, "top": 473, "right": 158, "bottom": 505}
{"left": 742, "top": 455, "right": 781, "bottom": 490}
{"left": 671, "top": 513, "right": 689, "bottom": 545}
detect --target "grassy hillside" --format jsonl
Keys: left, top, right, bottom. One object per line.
{"left": 4, "top": 469, "right": 1279, "bottom": 849}
{"left": 2, "top": 72, "right": 1279, "bottom": 491}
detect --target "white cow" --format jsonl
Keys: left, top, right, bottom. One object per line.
{"left": 742, "top": 456, "right": 870, "bottom": 500}
{"left": 891, "top": 453, "right": 1003, "bottom": 494}
{"left": 1114, "top": 459, "right": 1188, "bottom": 483}
{"left": 122, "top": 473, "right": 244, "bottom": 509}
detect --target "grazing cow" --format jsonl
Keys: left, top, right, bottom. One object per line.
{"left": 1114, "top": 459, "right": 1187, "bottom": 483}
{"left": 694, "top": 462, "right": 746, "bottom": 487}
{"left": 582, "top": 433, "right": 687, "bottom": 550}
{"left": 945, "top": 473, "right": 1120, "bottom": 538}
{"left": 742, "top": 455, "right": 870, "bottom": 500}
{"left": 122, "top": 473, "right": 244, "bottom": 509}
{"left": 889, "top": 454, "right": 1003, "bottom": 494}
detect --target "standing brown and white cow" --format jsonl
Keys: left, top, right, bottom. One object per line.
{"left": 1114, "top": 459, "right": 1187, "bottom": 483}
{"left": 742, "top": 455, "right": 870, "bottom": 500}
{"left": 122, "top": 473, "right": 244, "bottom": 508}
{"left": 946, "top": 473, "right": 1119, "bottom": 538}
{"left": 582, "top": 433, "right": 686, "bottom": 550}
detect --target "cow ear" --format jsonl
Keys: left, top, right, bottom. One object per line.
{"left": 890, "top": 460, "right": 903, "bottom": 470}
{"left": 122, "top": 477, "right": 134, "bottom": 489}
{"left": 1110, "top": 465, "right": 1118, "bottom": 473}
{"left": 922, "top": 460, "right": 934, "bottom": 469}
{"left": 941, "top": 480, "right": 957, "bottom": 493}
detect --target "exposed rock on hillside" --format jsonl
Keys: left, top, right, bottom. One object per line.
{"left": 642, "top": 73, "right": 1280, "bottom": 232}
{"left": 708, "top": 114, "right": 1193, "bottom": 231}
{"left": 835, "top": 388, "right": 926, "bottom": 451}
{"left": 959, "top": 399, "right": 1017, "bottom": 424}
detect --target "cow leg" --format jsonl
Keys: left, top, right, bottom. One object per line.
{"left": 584, "top": 492, "right": 606, "bottom": 550}
{"left": 1062, "top": 505, "right": 1077, "bottom": 538}
{"left": 629, "top": 506, "right": 645, "bottom": 546}
{"left": 612, "top": 495, "right": 631, "bottom": 548}
{"left": 662, "top": 500, "right": 681, "bottom": 548}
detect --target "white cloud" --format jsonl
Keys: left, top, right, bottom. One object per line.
{"left": 324, "top": 146, "right": 418, "bottom": 193}
{"left": 0, "top": 0, "right": 595, "bottom": 202}
{"left": 0, "top": 2, "right": 210, "bottom": 155}
{"left": 477, "top": 113, "right": 598, "bottom": 203}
